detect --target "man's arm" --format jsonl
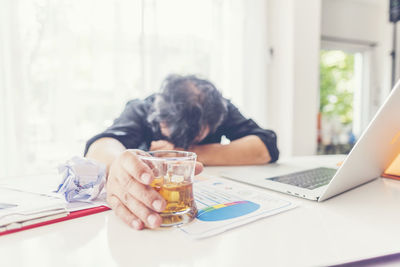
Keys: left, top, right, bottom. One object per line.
{"left": 85, "top": 137, "right": 126, "bottom": 172}
{"left": 189, "top": 135, "right": 271, "bottom": 166}
{"left": 86, "top": 137, "right": 168, "bottom": 230}
{"left": 213, "top": 100, "right": 279, "bottom": 164}
{"left": 87, "top": 137, "right": 204, "bottom": 231}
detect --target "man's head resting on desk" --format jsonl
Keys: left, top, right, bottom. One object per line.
{"left": 148, "top": 74, "right": 228, "bottom": 149}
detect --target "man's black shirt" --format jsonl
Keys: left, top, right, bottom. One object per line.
{"left": 84, "top": 95, "right": 279, "bottom": 163}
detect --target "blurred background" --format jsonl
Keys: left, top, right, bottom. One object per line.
{"left": 0, "top": 0, "right": 398, "bottom": 178}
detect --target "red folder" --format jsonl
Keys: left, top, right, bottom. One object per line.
{"left": 0, "top": 205, "right": 110, "bottom": 236}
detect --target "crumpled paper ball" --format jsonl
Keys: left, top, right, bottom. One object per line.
{"left": 56, "top": 156, "right": 106, "bottom": 202}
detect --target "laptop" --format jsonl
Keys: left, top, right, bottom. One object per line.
{"left": 221, "top": 81, "right": 400, "bottom": 202}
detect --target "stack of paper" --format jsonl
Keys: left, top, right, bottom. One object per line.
{"left": 0, "top": 188, "right": 68, "bottom": 232}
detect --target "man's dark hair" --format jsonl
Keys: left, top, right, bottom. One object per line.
{"left": 148, "top": 74, "right": 228, "bottom": 149}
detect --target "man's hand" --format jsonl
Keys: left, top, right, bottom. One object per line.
{"left": 150, "top": 140, "right": 175, "bottom": 151}
{"left": 106, "top": 149, "right": 203, "bottom": 230}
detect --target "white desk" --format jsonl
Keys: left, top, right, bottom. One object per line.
{"left": 2, "top": 155, "right": 400, "bottom": 267}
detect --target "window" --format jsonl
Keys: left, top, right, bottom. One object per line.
{"left": 318, "top": 48, "right": 367, "bottom": 155}
{"left": 0, "top": 0, "right": 269, "bottom": 178}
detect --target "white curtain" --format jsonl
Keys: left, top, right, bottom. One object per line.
{"left": 0, "top": 0, "right": 269, "bottom": 178}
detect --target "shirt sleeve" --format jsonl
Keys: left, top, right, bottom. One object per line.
{"left": 84, "top": 99, "right": 150, "bottom": 156}
{"left": 219, "top": 101, "right": 279, "bottom": 163}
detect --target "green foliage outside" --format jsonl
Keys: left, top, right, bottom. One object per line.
{"left": 320, "top": 50, "right": 355, "bottom": 125}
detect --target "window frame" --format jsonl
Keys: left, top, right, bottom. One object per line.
{"left": 320, "top": 40, "right": 373, "bottom": 139}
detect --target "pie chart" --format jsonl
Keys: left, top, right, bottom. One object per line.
{"left": 196, "top": 200, "right": 260, "bottom": 222}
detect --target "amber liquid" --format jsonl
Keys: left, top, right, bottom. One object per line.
{"left": 151, "top": 177, "right": 197, "bottom": 226}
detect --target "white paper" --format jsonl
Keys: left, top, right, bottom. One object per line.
{"left": 56, "top": 156, "right": 106, "bottom": 202}
{"left": 64, "top": 192, "right": 108, "bottom": 212}
{"left": 0, "top": 174, "right": 108, "bottom": 212}
{"left": 178, "top": 176, "right": 297, "bottom": 239}
{"left": 0, "top": 187, "right": 67, "bottom": 227}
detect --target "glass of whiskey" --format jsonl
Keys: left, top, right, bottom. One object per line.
{"left": 139, "top": 150, "right": 198, "bottom": 227}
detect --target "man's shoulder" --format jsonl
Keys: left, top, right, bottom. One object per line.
{"left": 222, "top": 97, "right": 238, "bottom": 108}
{"left": 119, "top": 94, "right": 156, "bottom": 122}
{"left": 126, "top": 94, "right": 155, "bottom": 106}
{"left": 221, "top": 98, "right": 241, "bottom": 116}
{"left": 125, "top": 94, "right": 156, "bottom": 112}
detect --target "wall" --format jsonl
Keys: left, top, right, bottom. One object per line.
{"left": 321, "top": 0, "right": 394, "bottom": 126}
{"left": 0, "top": 1, "right": 23, "bottom": 178}
{"left": 267, "top": 0, "right": 321, "bottom": 157}
{"left": 267, "top": 0, "right": 394, "bottom": 158}
{"left": 241, "top": 0, "right": 269, "bottom": 126}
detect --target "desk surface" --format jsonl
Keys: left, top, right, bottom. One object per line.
{"left": 2, "top": 155, "right": 400, "bottom": 267}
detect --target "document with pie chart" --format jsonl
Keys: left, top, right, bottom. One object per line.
{"left": 178, "top": 176, "right": 297, "bottom": 239}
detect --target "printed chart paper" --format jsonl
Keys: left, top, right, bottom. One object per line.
{"left": 178, "top": 176, "right": 297, "bottom": 239}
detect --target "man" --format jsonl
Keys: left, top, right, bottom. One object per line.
{"left": 85, "top": 74, "right": 279, "bottom": 230}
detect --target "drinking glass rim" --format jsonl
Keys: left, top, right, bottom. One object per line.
{"left": 138, "top": 150, "right": 197, "bottom": 161}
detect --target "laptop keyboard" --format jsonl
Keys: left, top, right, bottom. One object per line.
{"left": 267, "top": 167, "right": 337, "bottom": 190}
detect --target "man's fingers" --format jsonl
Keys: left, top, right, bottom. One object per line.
{"left": 150, "top": 140, "right": 175, "bottom": 151}
{"left": 109, "top": 166, "right": 133, "bottom": 190}
{"left": 108, "top": 182, "right": 162, "bottom": 229}
{"left": 107, "top": 194, "right": 144, "bottom": 230}
{"left": 150, "top": 141, "right": 163, "bottom": 151}
{"left": 195, "top": 162, "right": 204, "bottom": 175}
{"left": 107, "top": 179, "right": 164, "bottom": 229}
{"left": 112, "top": 168, "right": 166, "bottom": 212}
{"left": 149, "top": 141, "right": 157, "bottom": 151}
{"left": 122, "top": 193, "right": 163, "bottom": 229}
{"left": 119, "top": 150, "right": 154, "bottom": 185}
